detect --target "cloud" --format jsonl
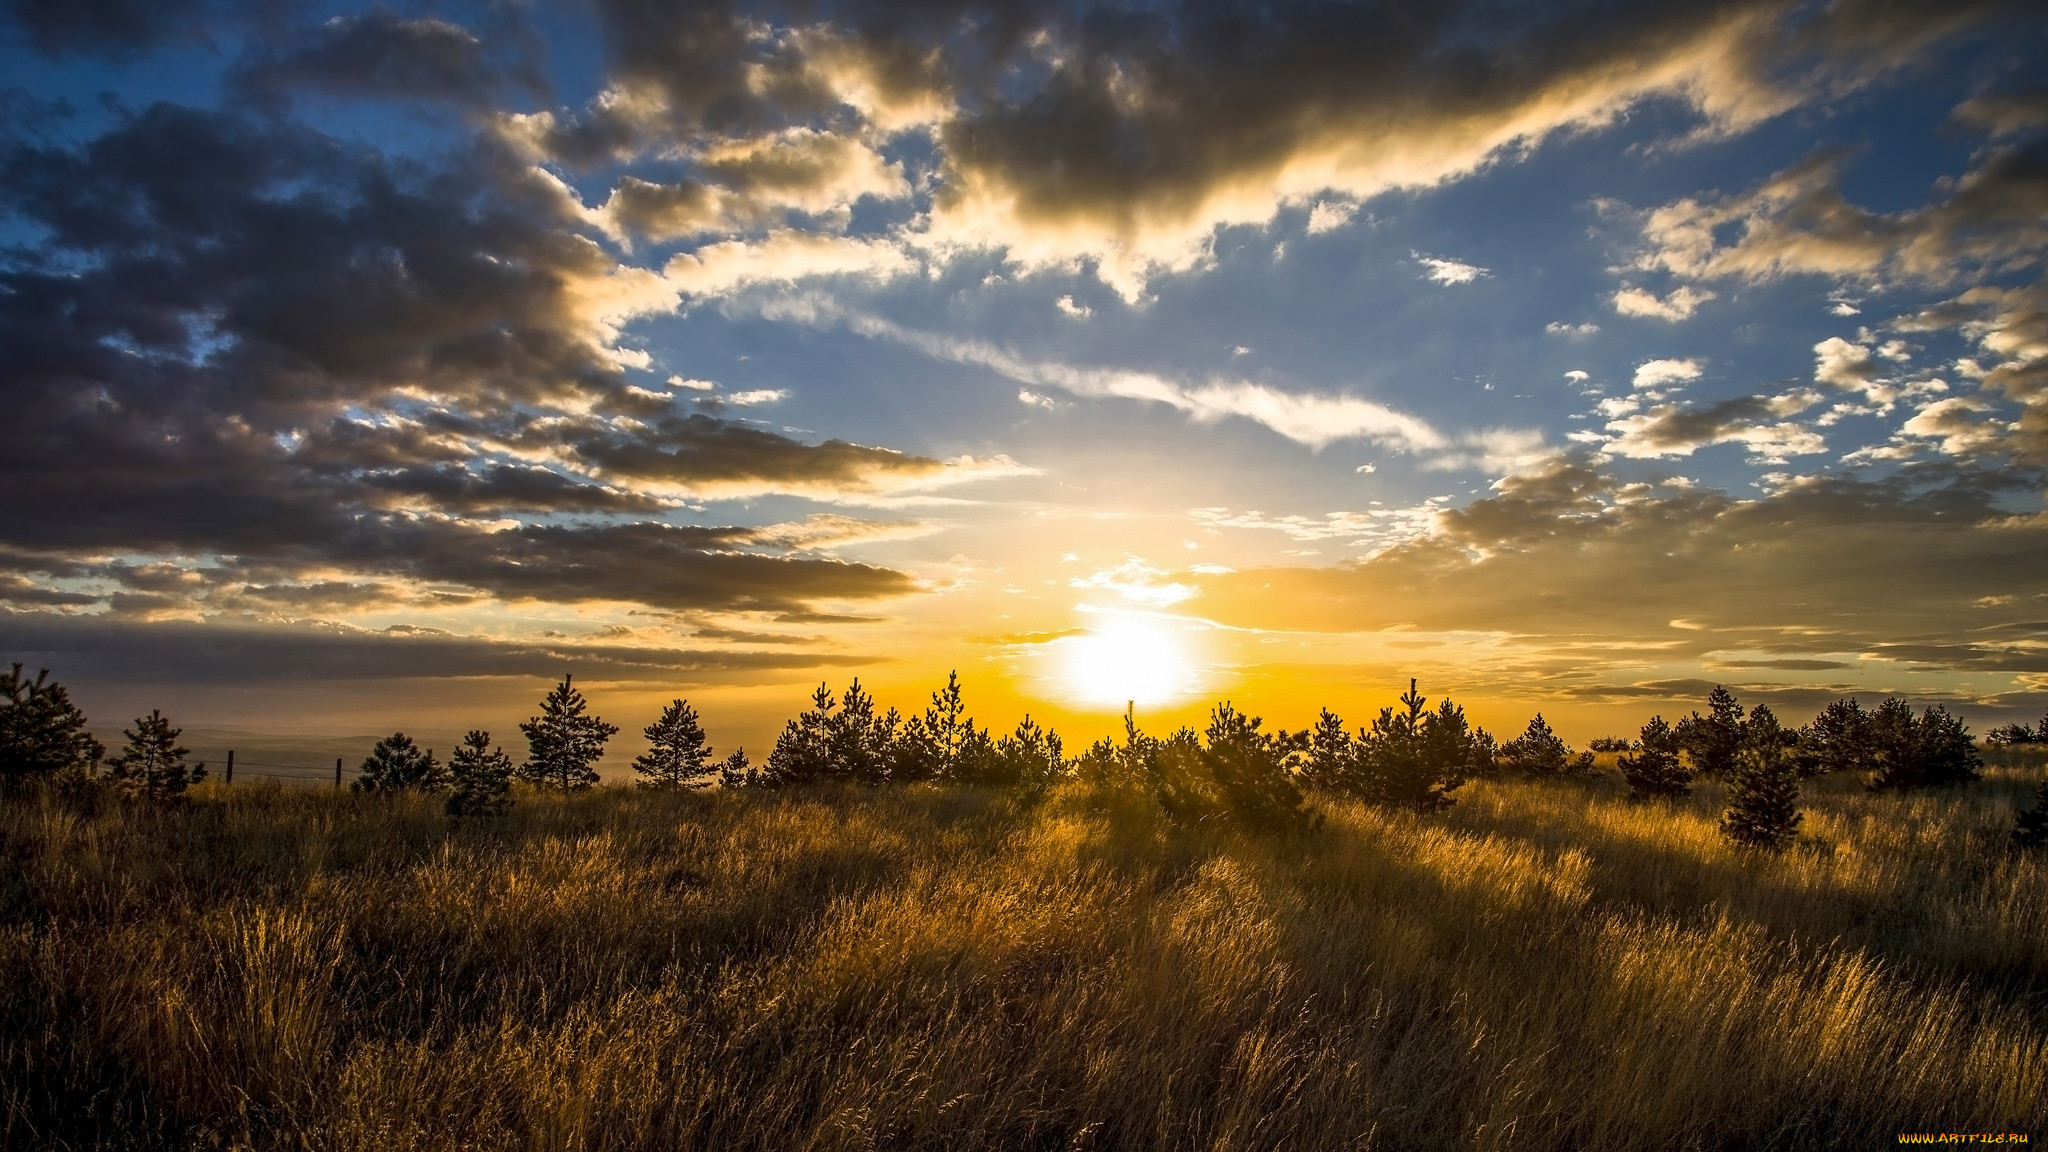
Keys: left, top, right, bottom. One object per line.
{"left": 1055, "top": 294, "right": 1094, "bottom": 319}
{"left": 1627, "top": 140, "right": 2048, "bottom": 289}
{"left": 725, "top": 389, "right": 789, "bottom": 406}
{"left": 1306, "top": 200, "right": 1358, "bottom": 234}
{"left": 1612, "top": 285, "right": 1717, "bottom": 321}
{"left": 1187, "top": 457, "right": 2048, "bottom": 693}
{"left": 1415, "top": 254, "right": 1489, "bottom": 285}
{"left": 1069, "top": 558, "right": 1195, "bottom": 607}
{"left": 1813, "top": 336, "right": 1884, "bottom": 392}
{"left": 663, "top": 231, "right": 917, "bottom": 297}
{"left": 0, "top": 99, "right": 994, "bottom": 625}
{"left": 1599, "top": 392, "right": 1828, "bottom": 463}
{"left": 1564, "top": 370, "right": 1591, "bottom": 382}
{"left": 1633, "top": 358, "right": 1705, "bottom": 389}
{"left": 542, "top": 0, "right": 2022, "bottom": 299}
{"left": 1950, "top": 89, "right": 2048, "bottom": 140}
{"left": 590, "top": 129, "right": 911, "bottom": 246}
{"left": 228, "top": 10, "right": 541, "bottom": 111}
{"left": 1547, "top": 323, "right": 1600, "bottom": 337}
{"left": 0, "top": 611, "right": 879, "bottom": 687}
{"left": 3, "top": 0, "right": 206, "bottom": 58}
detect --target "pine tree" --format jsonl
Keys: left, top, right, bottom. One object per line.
{"left": 1800, "top": 698, "right": 1874, "bottom": 776}
{"left": 2012, "top": 778, "right": 2048, "bottom": 850}
{"left": 992, "top": 715, "right": 1066, "bottom": 790}
{"left": 1500, "top": 713, "right": 1571, "bottom": 776}
{"left": 1199, "top": 702, "right": 1310, "bottom": 829}
{"left": 447, "top": 730, "right": 513, "bottom": 817}
{"left": 1721, "top": 706, "right": 1802, "bottom": 851}
{"left": 1675, "top": 686, "right": 1745, "bottom": 778}
{"left": 1299, "top": 708, "right": 1352, "bottom": 791}
{"left": 354, "top": 732, "right": 446, "bottom": 793}
{"left": 1620, "top": 716, "right": 1691, "bottom": 798}
{"left": 1352, "top": 680, "right": 1475, "bottom": 811}
{"left": 0, "top": 665, "right": 105, "bottom": 789}
{"left": 634, "top": 699, "right": 716, "bottom": 789}
{"left": 922, "top": 671, "right": 972, "bottom": 781}
{"left": 826, "top": 680, "right": 893, "bottom": 784}
{"left": 1866, "top": 699, "right": 1983, "bottom": 791}
{"left": 518, "top": 674, "right": 619, "bottom": 791}
{"left": 763, "top": 683, "right": 836, "bottom": 786}
{"left": 1075, "top": 703, "right": 1151, "bottom": 794}
{"left": 717, "top": 748, "right": 754, "bottom": 789}
{"left": 105, "top": 710, "right": 205, "bottom": 801}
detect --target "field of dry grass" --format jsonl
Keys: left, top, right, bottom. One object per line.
{"left": 3, "top": 758, "right": 2044, "bottom": 1150}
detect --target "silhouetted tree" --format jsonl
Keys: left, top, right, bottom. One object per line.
{"left": 1298, "top": 708, "right": 1353, "bottom": 791}
{"left": 2013, "top": 778, "right": 2048, "bottom": 850}
{"left": 0, "top": 664, "right": 104, "bottom": 790}
{"left": 1500, "top": 713, "right": 1571, "bottom": 776}
{"left": 1589, "top": 735, "right": 1634, "bottom": 753}
{"left": 635, "top": 699, "right": 716, "bottom": 789}
{"left": 519, "top": 674, "right": 618, "bottom": 791}
{"left": 1198, "top": 703, "right": 1310, "bottom": 829}
{"left": 764, "top": 683, "right": 837, "bottom": 786}
{"left": 1076, "top": 703, "right": 1151, "bottom": 794}
{"left": 1985, "top": 721, "right": 2039, "bottom": 747}
{"left": 1147, "top": 726, "right": 1211, "bottom": 822}
{"left": 1866, "top": 699, "right": 1982, "bottom": 791}
{"left": 989, "top": 715, "right": 1066, "bottom": 790}
{"left": 1620, "top": 716, "right": 1690, "bottom": 798}
{"left": 717, "top": 748, "right": 755, "bottom": 789}
{"left": 1352, "top": 680, "right": 1483, "bottom": 811}
{"left": 1676, "top": 686, "right": 1745, "bottom": 778}
{"left": 921, "top": 671, "right": 977, "bottom": 781}
{"left": 827, "top": 680, "right": 895, "bottom": 784}
{"left": 354, "top": 732, "right": 446, "bottom": 794}
{"left": 447, "top": 731, "right": 513, "bottom": 817}
{"left": 1721, "top": 705, "right": 1802, "bottom": 851}
{"left": 105, "top": 710, "right": 204, "bottom": 801}
{"left": 1799, "top": 698, "right": 1875, "bottom": 776}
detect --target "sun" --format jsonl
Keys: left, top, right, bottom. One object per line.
{"left": 1056, "top": 613, "right": 1200, "bottom": 709}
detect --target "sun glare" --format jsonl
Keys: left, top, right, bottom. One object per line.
{"left": 1058, "top": 614, "right": 1200, "bottom": 708}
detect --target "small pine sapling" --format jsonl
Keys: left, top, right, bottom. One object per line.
{"left": 1675, "top": 685, "right": 1745, "bottom": 778}
{"left": 447, "top": 731, "right": 514, "bottom": 817}
{"left": 519, "top": 674, "right": 619, "bottom": 791}
{"left": 2013, "top": 778, "right": 2048, "bottom": 850}
{"left": 105, "top": 710, "right": 205, "bottom": 802}
{"left": 634, "top": 699, "right": 716, "bottom": 789}
{"left": 0, "top": 664, "right": 105, "bottom": 789}
{"left": 1501, "top": 713, "right": 1571, "bottom": 776}
{"left": 717, "top": 748, "right": 754, "bottom": 789}
{"left": 1620, "top": 716, "right": 1690, "bottom": 798}
{"left": 1720, "top": 706, "right": 1802, "bottom": 851}
{"left": 354, "top": 732, "right": 446, "bottom": 793}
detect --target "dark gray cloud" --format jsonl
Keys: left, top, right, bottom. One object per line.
{"left": 228, "top": 8, "right": 545, "bottom": 111}
{"left": 3, "top": 0, "right": 206, "bottom": 58}
{"left": 0, "top": 96, "right": 949, "bottom": 616}
{"left": 0, "top": 611, "right": 878, "bottom": 685}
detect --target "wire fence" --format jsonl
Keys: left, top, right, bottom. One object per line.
{"left": 214, "top": 753, "right": 354, "bottom": 787}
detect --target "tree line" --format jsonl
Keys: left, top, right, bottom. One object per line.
{"left": 4, "top": 661, "right": 2045, "bottom": 852}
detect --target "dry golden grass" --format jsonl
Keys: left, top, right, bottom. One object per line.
{"left": 3, "top": 761, "right": 2044, "bottom": 1150}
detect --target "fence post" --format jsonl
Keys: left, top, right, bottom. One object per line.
{"left": 335, "top": 757, "right": 343, "bottom": 789}
{"left": 225, "top": 750, "right": 234, "bottom": 786}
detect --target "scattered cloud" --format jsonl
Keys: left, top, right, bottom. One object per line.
{"left": 1613, "top": 284, "right": 1717, "bottom": 321}
{"left": 1306, "top": 200, "right": 1359, "bottom": 234}
{"left": 1415, "top": 253, "right": 1489, "bottom": 285}
{"left": 1633, "top": 358, "right": 1706, "bottom": 389}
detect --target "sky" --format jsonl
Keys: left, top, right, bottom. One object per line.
{"left": 2, "top": 0, "right": 2046, "bottom": 759}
